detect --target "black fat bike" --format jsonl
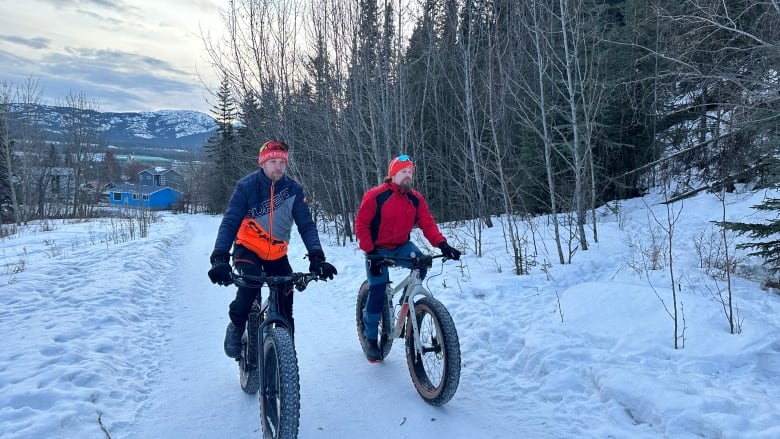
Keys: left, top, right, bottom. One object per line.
{"left": 355, "top": 253, "right": 461, "bottom": 406}
{"left": 229, "top": 269, "right": 322, "bottom": 439}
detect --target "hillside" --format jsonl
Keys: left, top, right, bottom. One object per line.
{"left": 7, "top": 104, "right": 217, "bottom": 150}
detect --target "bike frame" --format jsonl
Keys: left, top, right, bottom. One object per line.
{"left": 383, "top": 258, "right": 438, "bottom": 359}
{"left": 359, "top": 253, "right": 460, "bottom": 406}
{"left": 246, "top": 284, "right": 290, "bottom": 369}
{"left": 229, "top": 270, "right": 322, "bottom": 437}
{"left": 233, "top": 272, "right": 316, "bottom": 386}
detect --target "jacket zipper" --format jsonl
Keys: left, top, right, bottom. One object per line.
{"left": 269, "top": 180, "right": 275, "bottom": 237}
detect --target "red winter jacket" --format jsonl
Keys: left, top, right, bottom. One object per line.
{"left": 355, "top": 182, "right": 446, "bottom": 253}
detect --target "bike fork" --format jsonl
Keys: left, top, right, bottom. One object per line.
{"left": 246, "top": 311, "right": 261, "bottom": 367}
{"left": 257, "top": 320, "right": 268, "bottom": 398}
{"left": 397, "top": 294, "right": 425, "bottom": 358}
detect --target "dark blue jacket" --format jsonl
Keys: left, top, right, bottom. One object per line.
{"left": 212, "top": 170, "right": 322, "bottom": 257}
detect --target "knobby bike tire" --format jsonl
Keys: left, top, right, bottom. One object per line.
{"left": 405, "top": 296, "right": 461, "bottom": 406}
{"left": 260, "top": 327, "right": 300, "bottom": 439}
{"left": 356, "top": 280, "right": 394, "bottom": 359}
{"left": 240, "top": 315, "right": 261, "bottom": 394}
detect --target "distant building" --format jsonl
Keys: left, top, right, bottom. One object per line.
{"left": 107, "top": 168, "right": 183, "bottom": 210}
{"left": 138, "top": 168, "right": 183, "bottom": 191}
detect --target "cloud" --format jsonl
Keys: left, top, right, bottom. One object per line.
{"left": 30, "top": 0, "right": 139, "bottom": 31}
{"left": 57, "top": 47, "right": 191, "bottom": 78}
{"left": 0, "top": 48, "right": 38, "bottom": 73}
{"left": 1, "top": 45, "right": 203, "bottom": 112}
{"left": 33, "top": 0, "right": 129, "bottom": 12}
{"left": 0, "top": 35, "right": 51, "bottom": 50}
{"left": 0, "top": 0, "right": 221, "bottom": 112}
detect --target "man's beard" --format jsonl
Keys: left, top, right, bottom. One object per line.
{"left": 398, "top": 178, "right": 412, "bottom": 192}
{"left": 268, "top": 170, "right": 284, "bottom": 181}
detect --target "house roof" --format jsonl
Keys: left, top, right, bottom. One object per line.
{"left": 139, "top": 168, "right": 181, "bottom": 176}
{"left": 111, "top": 184, "right": 183, "bottom": 196}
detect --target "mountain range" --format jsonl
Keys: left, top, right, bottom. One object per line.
{"left": 6, "top": 104, "right": 218, "bottom": 151}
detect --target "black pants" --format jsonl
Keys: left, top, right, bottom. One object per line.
{"left": 229, "top": 245, "right": 295, "bottom": 334}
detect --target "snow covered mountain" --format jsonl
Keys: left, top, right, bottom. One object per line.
{"left": 6, "top": 104, "right": 217, "bottom": 150}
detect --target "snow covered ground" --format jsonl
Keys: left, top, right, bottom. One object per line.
{"left": 1, "top": 189, "right": 779, "bottom": 438}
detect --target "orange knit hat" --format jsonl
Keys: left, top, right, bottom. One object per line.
{"left": 387, "top": 154, "right": 413, "bottom": 177}
{"left": 258, "top": 141, "right": 289, "bottom": 166}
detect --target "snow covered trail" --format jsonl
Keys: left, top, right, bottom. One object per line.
{"left": 119, "top": 197, "right": 780, "bottom": 439}
{"left": 126, "top": 215, "right": 263, "bottom": 438}
{"left": 124, "top": 214, "right": 555, "bottom": 438}
{"left": 5, "top": 190, "right": 780, "bottom": 438}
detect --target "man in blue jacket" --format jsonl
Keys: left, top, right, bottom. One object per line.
{"left": 208, "top": 140, "right": 337, "bottom": 358}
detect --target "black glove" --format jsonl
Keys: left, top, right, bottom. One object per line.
{"left": 367, "top": 249, "right": 383, "bottom": 277}
{"left": 308, "top": 249, "right": 337, "bottom": 280}
{"left": 438, "top": 241, "right": 461, "bottom": 261}
{"left": 208, "top": 252, "right": 233, "bottom": 286}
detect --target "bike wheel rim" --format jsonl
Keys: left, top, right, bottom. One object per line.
{"left": 261, "top": 343, "right": 282, "bottom": 436}
{"left": 417, "top": 311, "right": 446, "bottom": 389}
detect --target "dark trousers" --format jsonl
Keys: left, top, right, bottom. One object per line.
{"left": 229, "top": 245, "right": 294, "bottom": 334}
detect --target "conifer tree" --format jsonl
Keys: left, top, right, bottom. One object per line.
{"left": 203, "top": 75, "right": 238, "bottom": 213}
{"left": 724, "top": 196, "right": 780, "bottom": 273}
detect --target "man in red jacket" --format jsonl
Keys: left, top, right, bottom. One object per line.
{"left": 355, "top": 154, "right": 461, "bottom": 362}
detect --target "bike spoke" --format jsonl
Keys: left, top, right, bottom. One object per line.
{"left": 405, "top": 297, "right": 461, "bottom": 405}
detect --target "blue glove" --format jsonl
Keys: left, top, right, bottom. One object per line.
{"left": 308, "top": 249, "right": 337, "bottom": 280}
{"left": 438, "top": 242, "right": 461, "bottom": 261}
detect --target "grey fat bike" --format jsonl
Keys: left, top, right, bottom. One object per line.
{"left": 227, "top": 268, "right": 324, "bottom": 439}
{"left": 356, "top": 253, "right": 462, "bottom": 405}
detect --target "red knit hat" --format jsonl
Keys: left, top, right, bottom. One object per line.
{"left": 388, "top": 154, "right": 413, "bottom": 177}
{"left": 258, "top": 141, "right": 289, "bottom": 166}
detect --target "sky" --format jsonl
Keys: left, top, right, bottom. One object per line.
{"left": 1, "top": 188, "right": 780, "bottom": 438}
{"left": 0, "top": 0, "right": 224, "bottom": 114}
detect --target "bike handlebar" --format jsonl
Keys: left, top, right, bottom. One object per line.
{"left": 229, "top": 271, "right": 322, "bottom": 291}
{"left": 366, "top": 253, "right": 448, "bottom": 269}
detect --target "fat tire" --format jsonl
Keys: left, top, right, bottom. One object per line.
{"left": 240, "top": 328, "right": 260, "bottom": 394}
{"left": 405, "top": 296, "right": 461, "bottom": 406}
{"left": 356, "top": 280, "right": 394, "bottom": 358}
{"left": 260, "top": 327, "right": 300, "bottom": 439}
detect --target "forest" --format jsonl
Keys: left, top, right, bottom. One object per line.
{"left": 2, "top": 0, "right": 779, "bottom": 272}
{"left": 201, "top": 0, "right": 780, "bottom": 263}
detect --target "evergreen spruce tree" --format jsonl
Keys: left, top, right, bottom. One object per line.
{"left": 724, "top": 196, "right": 780, "bottom": 273}
{"left": 203, "top": 75, "right": 238, "bottom": 213}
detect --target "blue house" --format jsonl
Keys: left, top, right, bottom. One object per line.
{"left": 108, "top": 169, "right": 184, "bottom": 210}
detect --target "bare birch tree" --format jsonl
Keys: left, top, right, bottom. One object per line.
{"left": 59, "top": 92, "right": 103, "bottom": 218}
{"left": 557, "top": 0, "right": 589, "bottom": 251}
{"left": 0, "top": 78, "right": 51, "bottom": 223}
{"left": 0, "top": 82, "right": 21, "bottom": 225}
{"left": 513, "top": 0, "right": 567, "bottom": 265}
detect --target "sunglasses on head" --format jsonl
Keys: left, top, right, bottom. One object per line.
{"left": 260, "top": 141, "right": 289, "bottom": 153}
{"left": 397, "top": 154, "right": 412, "bottom": 162}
